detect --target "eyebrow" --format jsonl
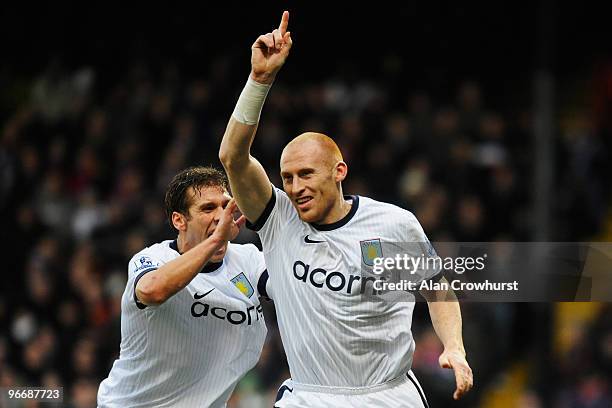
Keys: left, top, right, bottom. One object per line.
{"left": 281, "top": 167, "right": 316, "bottom": 176}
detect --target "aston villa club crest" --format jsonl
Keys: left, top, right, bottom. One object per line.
{"left": 230, "top": 272, "right": 254, "bottom": 298}
{"left": 360, "top": 239, "right": 383, "bottom": 267}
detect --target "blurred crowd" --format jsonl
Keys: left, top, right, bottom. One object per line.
{"left": 1, "top": 56, "right": 611, "bottom": 407}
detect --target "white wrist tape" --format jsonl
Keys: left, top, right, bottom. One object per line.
{"left": 231, "top": 77, "right": 272, "bottom": 125}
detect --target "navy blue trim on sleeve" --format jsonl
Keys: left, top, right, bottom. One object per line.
{"left": 427, "top": 270, "right": 445, "bottom": 284}
{"left": 133, "top": 267, "right": 158, "bottom": 309}
{"left": 417, "top": 270, "right": 445, "bottom": 294}
{"left": 246, "top": 187, "right": 276, "bottom": 232}
{"left": 257, "top": 270, "right": 270, "bottom": 300}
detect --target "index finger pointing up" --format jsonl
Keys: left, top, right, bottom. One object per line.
{"left": 278, "top": 11, "right": 289, "bottom": 36}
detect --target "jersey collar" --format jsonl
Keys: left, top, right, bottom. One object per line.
{"left": 169, "top": 239, "right": 224, "bottom": 273}
{"left": 310, "top": 195, "right": 359, "bottom": 231}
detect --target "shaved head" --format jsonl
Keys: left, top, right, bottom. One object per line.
{"left": 281, "top": 132, "right": 343, "bottom": 166}
{"left": 279, "top": 132, "right": 349, "bottom": 224}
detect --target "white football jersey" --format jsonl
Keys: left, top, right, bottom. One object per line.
{"left": 98, "top": 240, "right": 268, "bottom": 408}
{"left": 248, "top": 187, "right": 439, "bottom": 388}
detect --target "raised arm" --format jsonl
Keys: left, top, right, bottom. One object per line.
{"left": 219, "top": 11, "right": 293, "bottom": 223}
{"left": 136, "top": 200, "right": 245, "bottom": 306}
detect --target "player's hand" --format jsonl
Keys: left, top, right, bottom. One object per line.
{"left": 439, "top": 349, "right": 473, "bottom": 400}
{"left": 213, "top": 198, "right": 246, "bottom": 243}
{"left": 250, "top": 10, "right": 293, "bottom": 84}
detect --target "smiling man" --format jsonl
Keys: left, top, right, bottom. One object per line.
{"left": 219, "top": 11, "right": 473, "bottom": 407}
{"left": 98, "top": 166, "right": 270, "bottom": 408}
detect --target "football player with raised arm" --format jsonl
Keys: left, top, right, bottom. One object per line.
{"left": 98, "top": 167, "right": 270, "bottom": 408}
{"left": 219, "top": 11, "right": 473, "bottom": 407}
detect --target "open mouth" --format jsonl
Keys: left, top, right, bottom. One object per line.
{"left": 295, "top": 196, "right": 313, "bottom": 209}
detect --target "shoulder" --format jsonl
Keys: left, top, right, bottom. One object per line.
{"left": 226, "top": 242, "right": 262, "bottom": 259}
{"left": 247, "top": 185, "right": 298, "bottom": 234}
{"left": 358, "top": 195, "right": 417, "bottom": 224}
{"left": 272, "top": 186, "right": 298, "bottom": 215}
{"left": 226, "top": 243, "right": 265, "bottom": 269}
{"left": 128, "top": 240, "right": 177, "bottom": 268}
{"left": 225, "top": 243, "right": 266, "bottom": 281}
{"left": 273, "top": 185, "right": 289, "bottom": 200}
{"left": 227, "top": 242, "right": 259, "bottom": 254}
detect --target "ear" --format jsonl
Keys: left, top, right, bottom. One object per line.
{"left": 334, "top": 161, "right": 348, "bottom": 183}
{"left": 171, "top": 211, "right": 188, "bottom": 231}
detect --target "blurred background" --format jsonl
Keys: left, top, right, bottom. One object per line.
{"left": 1, "top": 2, "right": 611, "bottom": 407}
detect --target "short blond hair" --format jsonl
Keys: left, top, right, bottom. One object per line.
{"left": 284, "top": 132, "right": 343, "bottom": 164}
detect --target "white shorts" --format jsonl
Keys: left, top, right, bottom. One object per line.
{"left": 274, "top": 371, "right": 429, "bottom": 408}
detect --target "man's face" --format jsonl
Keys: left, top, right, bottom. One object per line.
{"left": 280, "top": 141, "right": 341, "bottom": 224}
{"left": 183, "top": 186, "right": 231, "bottom": 262}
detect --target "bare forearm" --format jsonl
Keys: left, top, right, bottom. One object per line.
{"left": 136, "top": 236, "right": 223, "bottom": 305}
{"left": 219, "top": 75, "right": 273, "bottom": 168}
{"left": 219, "top": 116, "right": 272, "bottom": 222}
{"left": 219, "top": 117, "right": 257, "bottom": 168}
{"left": 421, "top": 280, "right": 472, "bottom": 398}
{"left": 219, "top": 12, "right": 292, "bottom": 221}
{"left": 427, "top": 300, "right": 465, "bottom": 354}
{"left": 219, "top": 77, "right": 274, "bottom": 222}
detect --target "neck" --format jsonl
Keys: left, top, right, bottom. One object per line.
{"left": 319, "top": 195, "right": 352, "bottom": 225}
{"left": 177, "top": 235, "right": 192, "bottom": 254}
